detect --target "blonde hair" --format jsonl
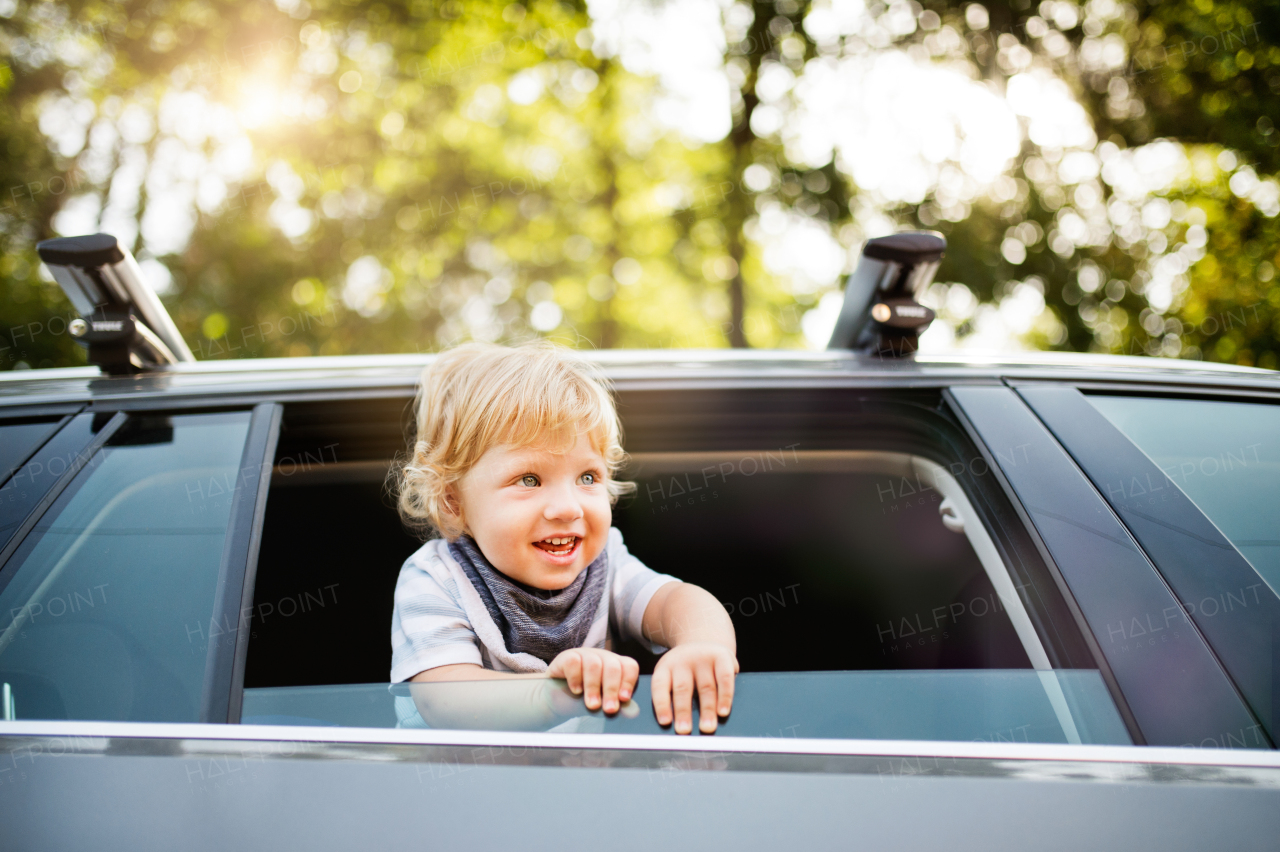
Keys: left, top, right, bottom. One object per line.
{"left": 397, "top": 341, "right": 634, "bottom": 540}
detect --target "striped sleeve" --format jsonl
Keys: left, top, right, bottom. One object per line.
{"left": 607, "top": 527, "right": 680, "bottom": 652}
{"left": 390, "top": 549, "right": 483, "bottom": 683}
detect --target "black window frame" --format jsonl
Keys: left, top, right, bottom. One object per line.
{"left": 207, "top": 403, "right": 283, "bottom": 724}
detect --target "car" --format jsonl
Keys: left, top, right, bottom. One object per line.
{"left": 0, "top": 233, "right": 1277, "bottom": 849}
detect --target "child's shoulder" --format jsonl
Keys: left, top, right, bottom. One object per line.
{"left": 396, "top": 538, "right": 462, "bottom": 596}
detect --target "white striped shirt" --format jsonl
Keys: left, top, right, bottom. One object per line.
{"left": 390, "top": 527, "right": 678, "bottom": 683}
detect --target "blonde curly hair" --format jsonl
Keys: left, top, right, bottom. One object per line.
{"left": 397, "top": 341, "right": 634, "bottom": 540}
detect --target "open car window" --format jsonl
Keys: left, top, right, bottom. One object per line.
{"left": 243, "top": 423, "right": 1130, "bottom": 745}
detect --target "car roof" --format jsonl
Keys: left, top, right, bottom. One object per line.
{"left": 1, "top": 349, "right": 1277, "bottom": 408}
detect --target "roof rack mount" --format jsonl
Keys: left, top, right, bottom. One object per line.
{"left": 36, "top": 233, "right": 195, "bottom": 375}
{"left": 826, "top": 231, "right": 945, "bottom": 357}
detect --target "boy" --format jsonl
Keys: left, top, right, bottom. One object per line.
{"left": 392, "top": 342, "right": 737, "bottom": 734}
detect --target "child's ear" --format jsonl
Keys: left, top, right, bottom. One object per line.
{"left": 442, "top": 484, "right": 467, "bottom": 532}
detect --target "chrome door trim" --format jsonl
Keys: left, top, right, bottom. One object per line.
{"left": 1, "top": 719, "right": 1277, "bottom": 769}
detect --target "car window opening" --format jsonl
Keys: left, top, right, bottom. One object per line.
{"left": 242, "top": 427, "right": 1130, "bottom": 744}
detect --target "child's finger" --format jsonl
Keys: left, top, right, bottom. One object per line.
{"left": 671, "top": 668, "right": 695, "bottom": 735}
{"left": 558, "top": 651, "right": 583, "bottom": 695}
{"left": 601, "top": 655, "right": 622, "bottom": 713}
{"left": 581, "top": 651, "right": 604, "bottom": 711}
{"left": 715, "top": 655, "right": 736, "bottom": 717}
{"left": 620, "top": 656, "right": 640, "bottom": 702}
{"left": 696, "top": 664, "right": 719, "bottom": 734}
{"left": 651, "top": 665, "right": 673, "bottom": 727}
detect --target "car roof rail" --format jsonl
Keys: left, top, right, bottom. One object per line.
{"left": 37, "top": 233, "right": 195, "bottom": 375}
{"left": 827, "top": 231, "right": 945, "bottom": 357}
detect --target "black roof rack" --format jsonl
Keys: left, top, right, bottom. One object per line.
{"left": 37, "top": 233, "right": 195, "bottom": 375}
{"left": 827, "top": 231, "right": 945, "bottom": 357}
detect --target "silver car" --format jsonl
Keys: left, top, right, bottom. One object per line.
{"left": 0, "top": 233, "right": 1277, "bottom": 849}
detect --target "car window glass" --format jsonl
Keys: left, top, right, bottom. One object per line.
{"left": 242, "top": 670, "right": 1131, "bottom": 745}
{"left": 0, "top": 413, "right": 100, "bottom": 556}
{"left": 0, "top": 419, "right": 63, "bottom": 486}
{"left": 1087, "top": 396, "right": 1280, "bottom": 597}
{"left": 0, "top": 411, "right": 251, "bottom": 722}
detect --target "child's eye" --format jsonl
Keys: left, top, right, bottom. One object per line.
{"left": 579, "top": 472, "right": 597, "bottom": 485}
{"left": 520, "top": 474, "right": 539, "bottom": 487}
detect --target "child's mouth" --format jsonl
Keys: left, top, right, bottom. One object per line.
{"left": 532, "top": 536, "right": 580, "bottom": 558}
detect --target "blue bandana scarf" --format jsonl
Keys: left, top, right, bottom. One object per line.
{"left": 448, "top": 535, "right": 607, "bottom": 664}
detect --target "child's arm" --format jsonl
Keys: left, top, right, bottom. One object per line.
{"left": 641, "top": 582, "right": 738, "bottom": 734}
{"left": 408, "top": 649, "right": 640, "bottom": 729}
{"left": 408, "top": 666, "right": 573, "bottom": 731}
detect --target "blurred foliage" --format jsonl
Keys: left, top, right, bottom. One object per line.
{"left": 0, "top": 0, "right": 1276, "bottom": 369}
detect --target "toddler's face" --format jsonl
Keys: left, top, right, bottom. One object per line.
{"left": 449, "top": 433, "right": 611, "bottom": 590}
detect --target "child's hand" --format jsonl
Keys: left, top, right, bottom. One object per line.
{"left": 652, "top": 642, "right": 738, "bottom": 734}
{"left": 547, "top": 648, "right": 640, "bottom": 714}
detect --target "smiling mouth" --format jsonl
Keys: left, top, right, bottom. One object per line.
{"left": 533, "top": 536, "right": 580, "bottom": 557}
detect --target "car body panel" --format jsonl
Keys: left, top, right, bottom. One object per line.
{"left": 1, "top": 722, "right": 1278, "bottom": 851}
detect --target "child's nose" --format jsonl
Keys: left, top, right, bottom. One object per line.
{"left": 542, "top": 481, "right": 584, "bottom": 521}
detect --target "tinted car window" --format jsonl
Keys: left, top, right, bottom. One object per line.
{"left": 0, "top": 414, "right": 99, "bottom": 554}
{"left": 1088, "top": 396, "right": 1280, "bottom": 596}
{"left": 0, "top": 412, "right": 251, "bottom": 722}
{"left": 0, "top": 419, "right": 63, "bottom": 486}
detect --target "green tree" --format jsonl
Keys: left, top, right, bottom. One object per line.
{"left": 1, "top": 0, "right": 1276, "bottom": 369}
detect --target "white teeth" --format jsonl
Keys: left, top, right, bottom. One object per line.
{"left": 537, "top": 536, "right": 576, "bottom": 555}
